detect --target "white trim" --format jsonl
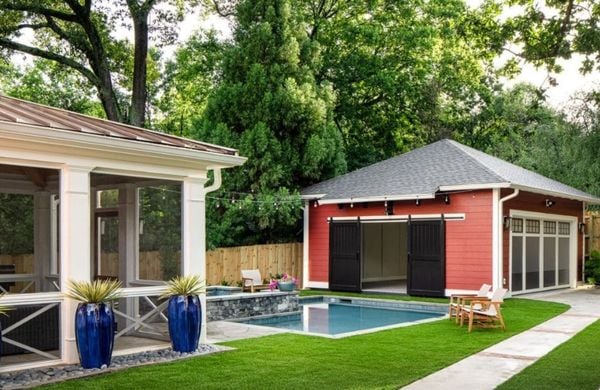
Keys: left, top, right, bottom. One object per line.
{"left": 300, "top": 194, "right": 326, "bottom": 200}
{"left": 329, "top": 213, "right": 466, "bottom": 222}
{"left": 316, "top": 193, "right": 435, "bottom": 205}
{"left": 511, "top": 184, "right": 600, "bottom": 204}
{"left": 303, "top": 201, "right": 310, "bottom": 288}
{"left": 0, "top": 292, "right": 62, "bottom": 305}
{"left": 305, "top": 281, "right": 329, "bottom": 289}
{"left": 0, "top": 359, "right": 63, "bottom": 374}
{"left": 492, "top": 188, "right": 500, "bottom": 290}
{"left": 439, "top": 183, "right": 511, "bottom": 191}
{"left": 0, "top": 122, "right": 247, "bottom": 169}
{"left": 509, "top": 209, "right": 578, "bottom": 292}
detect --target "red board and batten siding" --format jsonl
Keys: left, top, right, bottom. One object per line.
{"left": 308, "top": 190, "right": 494, "bottom": 290}
{"left": 502, "top": 190, "right": 584, "bottom": 285}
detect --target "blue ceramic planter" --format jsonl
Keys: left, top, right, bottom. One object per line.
{"left": 167, "top": 295, "right": 200, "bottom": 353}
{"left": 75, "top": 303, "right": 115, "bottom": 369}
{"left": 278, "top": 281, "right": 296, "bottom": 292}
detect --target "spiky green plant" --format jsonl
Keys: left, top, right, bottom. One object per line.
{"left": 0, "top": 293, "right": 11, "bottom": 316}
{"left": 160, "top": 275, "right": 205, "bottom": 299}
{"left": 64, "top": 279, "right": 122, "bottom": 303}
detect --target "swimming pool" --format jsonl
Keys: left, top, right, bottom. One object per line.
{"left": 235, "top": 297, "right": 446, "bottom": 337}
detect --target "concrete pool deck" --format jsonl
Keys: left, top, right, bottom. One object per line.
{"left": 403, "top": 287, "right": 600, "bottom": 390}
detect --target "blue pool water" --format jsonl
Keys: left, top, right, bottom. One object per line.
{"left": 239, "top": 302, "right": 444, "bottom": 335}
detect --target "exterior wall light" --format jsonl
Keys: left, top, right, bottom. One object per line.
{"left": 503, "top": 216, "right": 511, "bottom": 230}
{"left": 545, "top": 199, "right": 555, "bottom": 207}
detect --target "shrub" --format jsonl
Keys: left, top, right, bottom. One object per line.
{"left": 584, "top": 250, "right": 600, "bottom": 284}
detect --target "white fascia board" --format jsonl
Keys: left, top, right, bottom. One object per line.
{"left": 438, "top": 183, "right": 510, "bottom": 191}
{"left": 0, "top": 122, "right": 247, "bottom": 170}
{"left": 300, "top": 194, "right": 326, "bottom": 200}
{"left": 511, "top": 184, "right": 600, "bottom": 204}
{"left": 317, "top": 193, "right": 436, "bottom": 205}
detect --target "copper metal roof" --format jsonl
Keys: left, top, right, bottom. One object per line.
{"left": 0, "top": 95, "right": 238, "bottom": 156}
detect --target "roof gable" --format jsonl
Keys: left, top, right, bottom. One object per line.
{"left": 302, "top": 139, "right": 599, "bottom": 203}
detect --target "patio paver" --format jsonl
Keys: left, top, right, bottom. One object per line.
{"left": 403, "top": 288, "right": 600, "bottom": 390}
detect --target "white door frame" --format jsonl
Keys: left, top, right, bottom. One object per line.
{"left": 509, "top": 209, "right": 578, "bottom": 295}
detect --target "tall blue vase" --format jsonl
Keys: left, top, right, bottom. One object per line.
{"left": 75, "top": 303, "right": 115, "bottom": 369}
{"left": 167, "top": 295, "right": 200, "bottom": 353}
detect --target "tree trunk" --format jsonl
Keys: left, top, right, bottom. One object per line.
{"left": 129, "top": 8, "right": 150, "bottom": 127}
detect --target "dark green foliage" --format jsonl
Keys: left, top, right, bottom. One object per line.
{"left": 197, "top": 0, "right": 346, "bottom": 247}
{"left": 584, "top": 251, "right": 600, "bottom": 284}
{"left": 306, "top": 0, "right": 500, "bottom": 170}
{"left": 0, "top": 193, "right": 33, "bottom": 255}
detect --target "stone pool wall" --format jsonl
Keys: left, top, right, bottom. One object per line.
{"left": 206, "top": 291, "right": 299, "bottom": 321}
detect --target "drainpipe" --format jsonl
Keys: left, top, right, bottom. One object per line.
{"left": 582, "top": 201, "right": 586, "bottom": 286}
{"left": 497, "top": 188, "right": 519, "bottom": 291}
{"left": 204, "top": 168, "right": 222, "bottom": 193}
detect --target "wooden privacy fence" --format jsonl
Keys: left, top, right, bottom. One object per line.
{"left": 2, "top": 242, "right": 304, "bottom": 288}
{"left": 586, "top": 213, "right": 600, "bottom": 255}
{"left": 206, "top": 243, "right": 303, "bottom": 287}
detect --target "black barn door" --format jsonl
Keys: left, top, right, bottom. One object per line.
{"left": 329, "top": 220, "right": 361, "bottom": 292}
{"left": 407, "top": 218, "right": 445, "bottom": 297}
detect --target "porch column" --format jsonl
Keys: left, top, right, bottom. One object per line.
{"left": 181, "top": 176, "right": 208, "bottom": 342}
{"left": 59, "top": 165, "right": 93, "bottom": 364}
{"left": 119, "top": 184, "right": 138, "bottom": 330}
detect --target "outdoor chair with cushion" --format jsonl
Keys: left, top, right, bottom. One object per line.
{"left": 448, "top": 283, "right": 491, "bottom": 322}
{"left": 241, "top": 269, "right": 270, "bottom": 293}
{"left": 460, "top": 287, "right": 508, "bottom": 332}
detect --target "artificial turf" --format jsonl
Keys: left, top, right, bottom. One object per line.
{"left": 498, "top": 319, "right": 600, "bottom": 390}
{"left": 45, "top": 296, "right": 567, "bottom": 390}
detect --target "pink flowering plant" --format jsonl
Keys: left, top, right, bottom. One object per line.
{"left": 269, "top": 273, "right": 298, "bottom": 291}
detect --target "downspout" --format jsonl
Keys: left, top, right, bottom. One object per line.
{"left": 582, "top": 201, "right": 586, "bottom": 285}
{"left": 497, "top": 188, "right": 519, "bottom": 291}
{"left": 204, "top": 168, "right": 222, "bottom": 193}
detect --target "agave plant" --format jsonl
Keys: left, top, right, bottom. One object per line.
{"left": 160, "top": 275, "right": 205, "bottom": 298}
{"left": 64, "top": 279, "right": 122, "bottom": 303}
{"left": 0, "top": 293, "right": 11, "bottom": 316}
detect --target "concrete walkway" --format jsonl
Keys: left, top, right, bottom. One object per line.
{"left": 403, "top": 288, "right": 600, "bottom": 389}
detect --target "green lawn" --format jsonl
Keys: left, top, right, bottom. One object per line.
{"left": 46, "top": 297, "right": 568, "bottom": 390}
{"left": 498, "top": 319, "right": 600, "bottom": 390}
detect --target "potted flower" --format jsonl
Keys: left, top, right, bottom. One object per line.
{"left": 161, "top": 275, "right": 205, "bottom": 353}
{"left": 64, "top": 279, "right": 121, "bottom": 369}
{"left": 269, "top": 273, "right": 298, "bottom": 292}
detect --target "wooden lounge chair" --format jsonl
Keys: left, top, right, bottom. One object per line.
{"left": 448, "top": 283, "right": 491, "bottom": 322}
{"left": 241, "top": 269, "right": 270, "bottom": 293}
{"left": 460, "top": 288, "right": 508, "bottom": 332}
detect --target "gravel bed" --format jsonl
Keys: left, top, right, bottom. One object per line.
{"left": 0, "top": 344, "right": 223, "bottom": 389}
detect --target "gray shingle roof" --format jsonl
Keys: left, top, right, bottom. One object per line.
{"left": 302, "top": 139, "right": 600, "bottom": 203}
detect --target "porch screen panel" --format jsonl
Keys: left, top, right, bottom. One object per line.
{"left": 525, "top": 237, "right": 540, "bottom": 290}
{"left": 138, "top": 185, "right": 182, "bottom": 281}
{"left": 511, "top": 236, "right": 523, "bottom": 292}
{"left": 558, "top": 237, "right": 570, "bottom": 285}
{"left": 543, "top": 237, "right": 556, "bottom": 287}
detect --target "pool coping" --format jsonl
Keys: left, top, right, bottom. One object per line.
{"left": 226, "top": 295, "right": 449, "bottom": 339}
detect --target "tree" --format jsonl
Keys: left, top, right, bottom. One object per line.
{"left": 303, "top": 0, "right": 501, "bottom": 170}
{"left": 196, "top": 0, "right": 346, "bottom": 247}
{"left": 0, "top": 0, "right": 188, "bottom": 126}
{"left": 156, "top": 31, "right": 227, "bottom": 137}
{"left": 499, "top": 0, "right": 600, "bottom": 75}
{"left": 0, "top": 58, "right": 104, "bottom": 116}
